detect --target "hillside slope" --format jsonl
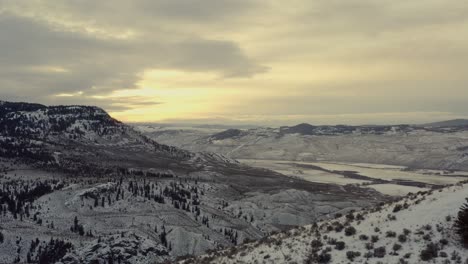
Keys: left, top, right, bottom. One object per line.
{"left": 182, "top": 182, "right": 468, "bottom": 263}
{"left": 0, "top": 101, "right": 386, "bottom": 263}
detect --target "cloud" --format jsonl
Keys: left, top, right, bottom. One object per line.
{"left": 0, "top": 6, "right": 265, "bottom": 104}
{"left": 45, "top": 94, "right": 163, "bottom": 112}
{"left": 170, "top": 38, "right": 268, "bottom": 77}
{"left": 135, "top": 0, "right": 256, "bottom": 22}
{"left": 14, "top": 0, "right": 257, "bottom": 27}
{"left": 300, "top": 1, "right": 468, "bottom": 35}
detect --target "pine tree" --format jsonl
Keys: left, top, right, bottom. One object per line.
{"left": 74, "top": 216, "right": 79, "bottom": 231}
{"left": 455, "top": 198, "right": 468, "bottom": 248}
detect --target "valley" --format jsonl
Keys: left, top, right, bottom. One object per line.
{"left": 136, "top": 123, "right": 468, "bottom": 171}
{"left": 239, "top": 159, "right": 466, "bottom": 196}
{"left": 0, "top": 101, "right": 383, "bottom": 263}
{"left": 137, "top": 123, "right": 468, "bottom": 198}
{"left": 0, "top": 101, "right": 466, "bottom": 263}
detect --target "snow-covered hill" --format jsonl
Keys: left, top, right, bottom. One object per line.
{"left": 0, "top": 101, "right": 388, "bottom": 263}
{"left": 0, "top": 101, "right": 191, "bottom": 164}
{"left": 181, "top": 182, "right": 468, "bottom": 263}
{"left": 0, "top": 101, "right": 253, "bottom": 179}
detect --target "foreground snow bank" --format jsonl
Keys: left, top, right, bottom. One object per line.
{"left": 182, "top": 182, "right": 468, "bottom": 263}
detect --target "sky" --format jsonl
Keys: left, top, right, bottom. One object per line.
{"left": 1, "top": 0, "right": 468, "bottom": 126}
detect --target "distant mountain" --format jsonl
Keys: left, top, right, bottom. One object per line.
{"left": 132, "top": 122, "right": 258, "bottom": 130}
{"left": 279, "top": 123, "right": 415, "bottom": 136}
{"left": 280, "top": 123, "right": 317, "bottom": 135}
{"left": 422, "top": 119, "right": 468, "bottom": 128}
{"left": 138, "top": 122, "right": 468, "bottom": 171}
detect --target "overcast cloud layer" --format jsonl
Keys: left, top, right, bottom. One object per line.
{"left": 0, "top": 0, "right": 467, "bottom": 125}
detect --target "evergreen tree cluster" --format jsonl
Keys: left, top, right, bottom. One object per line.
{"left": 80, "top": 178, "right": 204, "bottom": 217}
{"left": 455, "top": 198, "right": 468, "bottom": 248}
{"left": 25, "top": 238, "right": 73, "bottom": 264}
{"left": 221, "top": 228, "right": 238, "bottom": 245}
{"left": 0, "top": 138, "right": 54, "bottom": 162}
{"left": 70, "top": 216, "right": 86, "bottom": 236}
{"left": 0, "top": 179, "right": 62, "bottom": 220}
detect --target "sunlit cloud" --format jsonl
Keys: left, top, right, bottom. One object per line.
{"left": 29, "top": 65, "right": 70, "bottom": 74}
{"left": 55, "top": 91, "right": 83, "bottom": 97}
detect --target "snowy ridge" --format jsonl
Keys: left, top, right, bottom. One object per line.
{"left": 1, "top": 102, "right": 126, "bottom": 141}
{"left": 0, "top": 101, "right": 197, "bottom": 168}
{"left": 181, "top": 183, "right": 468, "bottom": 263}
{"left": 0, "top": 101, "right": 252, "bottom": 170}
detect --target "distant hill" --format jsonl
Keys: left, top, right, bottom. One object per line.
{"left": 280, "top": 123, "right": 317, "bottom": 135}
{"left": 139, "top": 121, "right": 468, "bottom": 171}
{"left": 210, "top": 129, "right": 245, "bottom": 140}
{"left": 422, "top": 119, "right": 468, "bottom": 127}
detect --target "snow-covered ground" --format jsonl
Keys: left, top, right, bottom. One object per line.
{"left": 0, "top": 162, "right": 379, "bottom": 263}
{"left": 137, "top": 124, "right": 468, "bottom": 199}
{"left": 306, "top": 161, "right": 465, "bottom": 185}
{"left": 0, "top": 102, "right": 391, "bottom": 263}
{"left": 366, "top": 184, "right": 429, "bottom": 196}
{"left": 182, "top": 182, "right": 468, "bottom": 263}
{"left": 238, "top": 159, "right": 465, "bottom": 196}
{"left": 239, "top": 159, "right": 371, "bottom": 185}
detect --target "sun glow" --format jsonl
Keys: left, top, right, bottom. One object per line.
{"left": 107, "top": 70, "right": 244, "bottom": 122}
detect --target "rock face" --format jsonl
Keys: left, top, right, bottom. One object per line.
{"left": 62, "top": 234, "right": 169, "bottom": 264}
